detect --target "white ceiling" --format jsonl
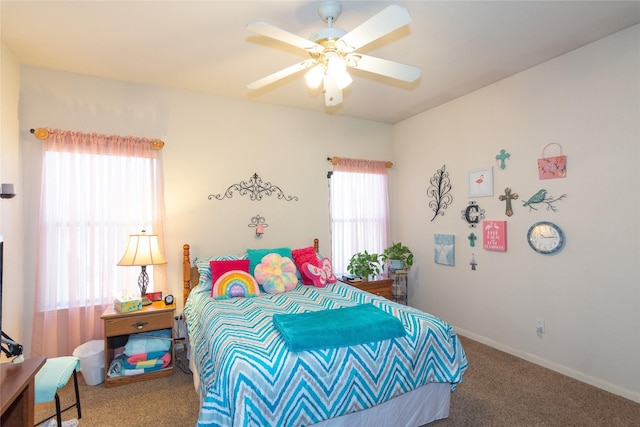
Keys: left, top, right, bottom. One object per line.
{"left": 2, "top": 1, "right": 639, "bottom": 124}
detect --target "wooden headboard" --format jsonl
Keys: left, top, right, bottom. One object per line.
{"left": 182, "top": 238, "right": 320, "bottom": 306}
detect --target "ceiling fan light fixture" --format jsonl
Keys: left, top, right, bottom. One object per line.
{"left": 305, "top": 64, "right": 325, "bottom": 89}
{"left": 246, "top": 1, "right": 419, "bottom": 106}
{"left": 327, "top": 55, "right": 346, "bottom": 74}
{"left": 327, "top": 55, "right": 351, "bottom": 89}
{"left": 332, "top": 68, "right": 352, "bottom": 90}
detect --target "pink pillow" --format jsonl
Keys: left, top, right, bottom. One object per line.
{"left": 302, "top": 257, "right": 337, "bottom": 288}
{"left": 210, "top": 259, "right": 250, "bottom": 297}
{"left": 291, "top": 246, "right": 321, "bottom": 285}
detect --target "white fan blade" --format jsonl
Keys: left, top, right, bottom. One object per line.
{"left": 247, "top": 59, "right": 316, "bottom": 90}
{"left": 323, "top": 75, "right": 343, "bottom": 106}
{"left": 337, "top": 5, "right": 411, "bottom": 52}
{"left": 246, "top": 22, "right": 324, "bottom": 53}
{"left": 347, "top": 54, "right": 421, "bottom": 83}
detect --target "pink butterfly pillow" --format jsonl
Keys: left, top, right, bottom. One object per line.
{"left": 301, "top": 257, "right": 337, "bottom": 288}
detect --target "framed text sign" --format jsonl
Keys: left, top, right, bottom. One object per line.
{"left": 483, "top": 220, "right": 507, "bottom": 252}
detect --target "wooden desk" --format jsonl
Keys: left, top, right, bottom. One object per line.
{"left": 1, "top": 357, "right": 46, "bottom": 427}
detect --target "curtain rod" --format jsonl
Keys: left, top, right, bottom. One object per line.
{"left": 327, "top": 156, "right": 393, "bottom": 168}
{"left": 29, "top": 128, "right": 165, "bottom": 150}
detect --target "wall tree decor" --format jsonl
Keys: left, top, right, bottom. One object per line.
{"left": 209, "top": 172, "right": 299, "bottom": 201}
{"left": 428, "top": 165, "right": 453, "bottom": 222}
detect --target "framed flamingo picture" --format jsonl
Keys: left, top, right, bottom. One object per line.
{"left": 468, "top": 167, "right": 493, "bottom": 197}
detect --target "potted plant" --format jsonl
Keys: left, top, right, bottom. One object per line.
{"left": 381, "top": 242, "right": 414, "bottom": 271}
{"left": 347, "top": 250, "right": 382, "bottom": 281}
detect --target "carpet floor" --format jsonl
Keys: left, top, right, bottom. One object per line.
{"left": 34, "top": 337, "right": 639, "bottom": 426}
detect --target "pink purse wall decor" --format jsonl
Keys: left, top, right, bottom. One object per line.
{"left": 538, "top": 143, "right": 567, "bottom": 180}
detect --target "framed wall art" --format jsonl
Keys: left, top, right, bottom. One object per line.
{"left": 434, "top": 234, "right": 455, "bottom": 266}
{"left": 483, "top": 220, "right": 507, "bottom": 252}
{"left": 468, "top": 167, "right": 493, "bottom": 197}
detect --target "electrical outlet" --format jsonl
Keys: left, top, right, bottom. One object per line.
{"left": 536, "top": 318, "right": 545, "bottom": 334}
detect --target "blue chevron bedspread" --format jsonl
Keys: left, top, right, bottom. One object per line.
{"left": 185, "top": 281, "right": 467, "bottom": 427}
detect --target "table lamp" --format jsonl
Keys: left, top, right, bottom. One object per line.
{"left": 117, "top": 230, "right": 167, "bottom": 306}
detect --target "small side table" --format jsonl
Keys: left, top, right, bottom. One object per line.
{"left": 390, "top": 270, "right": 408, "bottom": 305}
{"left": 101, "top": 301, "right": 175, "bottom": 387}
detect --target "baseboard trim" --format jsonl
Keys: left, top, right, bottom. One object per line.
{"left": 454, "top": 327, "right": 640, "bottom": 404}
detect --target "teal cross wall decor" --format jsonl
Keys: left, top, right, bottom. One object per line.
{"left": 496, "top": 149, "right": 511, "bottom": 170}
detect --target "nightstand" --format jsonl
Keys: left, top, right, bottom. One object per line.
{"left": 101, "top": 301, "right": 175, "bottom": 387}
{"left": 346, "top": 278, "right": 394, "bottom": 301}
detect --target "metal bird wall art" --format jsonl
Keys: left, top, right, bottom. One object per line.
{"left": 522, "top": 189, "right": 567, "bottom": 212}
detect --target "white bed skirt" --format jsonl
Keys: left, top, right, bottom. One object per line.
{"left": 311, "top": 382, "right": 451, "bottom": 427}
{"left": 190, "top": 349, "right": 450, "bottom": 427}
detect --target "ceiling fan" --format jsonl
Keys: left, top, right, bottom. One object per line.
{"left": 246, "top": 0, "right": 421, "bottom": 107}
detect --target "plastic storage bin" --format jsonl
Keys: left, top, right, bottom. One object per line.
{"left": 72, "top": 339, "right": 105, "bottom": 385}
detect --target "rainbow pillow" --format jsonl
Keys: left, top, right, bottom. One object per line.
{"left": 212, "top": 270, "right": 260, "bottom": 300}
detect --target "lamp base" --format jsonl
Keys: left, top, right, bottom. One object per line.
{"left": 141, "top": 296, "right": 153, "bottom": 306}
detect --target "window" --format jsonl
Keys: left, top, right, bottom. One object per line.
{"left": 330, "top": 158, "right": 390, "bottom": 276}
{"left": 31, "top": 129, "right": 166, "bottom": 357}
{"left": 39, "top": 151, "right": 160, "bottom": 309}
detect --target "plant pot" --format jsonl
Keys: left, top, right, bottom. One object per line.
{"left": 390, "top": 259, "right": 404, "bottom": 271}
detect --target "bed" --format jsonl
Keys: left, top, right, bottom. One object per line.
{"left": 182, "top": 240, "right": 467, "bottom": 427}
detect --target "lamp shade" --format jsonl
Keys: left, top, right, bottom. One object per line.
{"left": 117, "top": 231, "right": 167, "bottom": 266}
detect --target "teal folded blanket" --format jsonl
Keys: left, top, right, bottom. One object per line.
{"left": 272, "top": 303, "right": 406, "bottom": 352}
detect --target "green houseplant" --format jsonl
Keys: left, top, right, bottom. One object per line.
{"left": 347, "top": 251, "right": 382, "bottom": 280}
{"left": 381, "top": 242, "right": 414, "bottom": 271}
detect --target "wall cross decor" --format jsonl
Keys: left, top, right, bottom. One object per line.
{"left": 427, "top": 165, "right": 453, "bottom": 222}
{"left": 495, "top": 149, "right": 511, "bottom": 170}
{"left": 468, "top": 232, "right": 477, "bottom": 247}
{"left": 499, "top": 187, "right": 519, "bottom": 217}
{"left": 209, "top": 173, "right": 298, "bottom": 201}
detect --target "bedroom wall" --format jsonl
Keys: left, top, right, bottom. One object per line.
{"left": 15, "top": 65, "right": 393, "bottom": 353}
{"left": 392, "top": 25, "right": 640, "bottom": 402}
{"left": 0, "top": 43, "right": 24, "bottom": 356}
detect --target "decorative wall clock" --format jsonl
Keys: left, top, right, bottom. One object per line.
{"left": 527, "top": 221, "right": 565, "bottom": 255}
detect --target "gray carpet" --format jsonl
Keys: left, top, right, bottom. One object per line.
{"left": 35, "top": 337, "right": 639, "bottom": 426}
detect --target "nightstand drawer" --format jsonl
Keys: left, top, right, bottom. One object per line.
{"left": 347, "top": 279, "right": 394, "bottom": 301}
{"left": 105, "top": 311, "right": 173, "bottom": 336}
{"left": 361, "top": 284, "right": 393, "bottom": 300}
